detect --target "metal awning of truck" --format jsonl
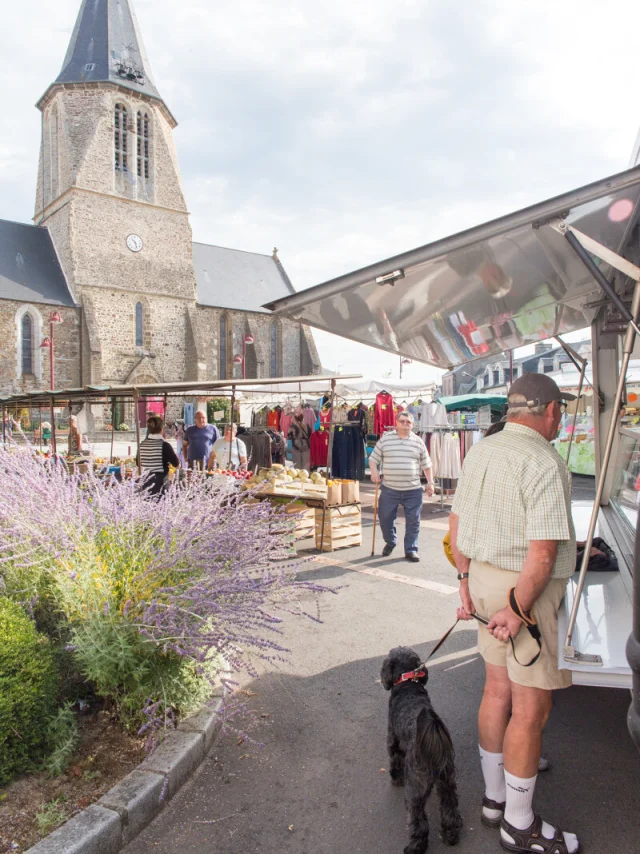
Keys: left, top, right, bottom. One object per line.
{"left": 265, "top": 166, "right": 640, "bottom": 368}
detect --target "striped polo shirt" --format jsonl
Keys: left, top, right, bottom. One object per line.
{"left": 139, "top": 435, "right": 165, "bottom": 474}
{"left": 370, "top": 431, "right": 431, "bottom": 490}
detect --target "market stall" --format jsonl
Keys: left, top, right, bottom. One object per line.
{"left": 0, "top": 374, "right": 366, "bottom": 554}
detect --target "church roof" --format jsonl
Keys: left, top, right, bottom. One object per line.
{"left": 51, "top": 0, "right": 163, "bottom": 103}
{"left": 193, "top": 243, "right": 296, "bottom": 313}
{"left": 0, "top": 220, "right": 76, "bottom": 307}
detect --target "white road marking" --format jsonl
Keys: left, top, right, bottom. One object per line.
{"left": 311, "top": 555, "right": 458, "bottom": 595}
{"left": 443, "top": 657, "right": 479, "bottom": 671}
{"left": 428, "top": 645, "right": 479, "bottom": 667}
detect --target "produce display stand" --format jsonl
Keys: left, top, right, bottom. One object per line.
{"left": 251, "top": 493, "right": 362, "bottom": 553}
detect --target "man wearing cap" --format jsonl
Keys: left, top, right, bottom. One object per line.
{"left": 449, "top": 373, "right": 579, "bottom": 854}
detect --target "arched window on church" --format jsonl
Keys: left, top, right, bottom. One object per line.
{"left": 136, "top": 112, "right": 150, "bottom": 179}
{"left": 135, "top": 302, "right": 144, "bottom": 348}
{"left": 270, "top": 320, "right": 278, "bottom": 378}
{"left": 21, "top": 314, "right": 33, "bottom": 375}
{"left": 219, "top": 315, "right": 228, "bottom": 380}
{"left": 114, "top": 103, "right": 128, "bottom": 172}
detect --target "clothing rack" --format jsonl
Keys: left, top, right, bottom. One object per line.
{"left": 431, "top": 425, "right": 488, "bottom": 431}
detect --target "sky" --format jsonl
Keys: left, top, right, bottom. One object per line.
{"left": 2, "top": 0, "right": 640, "bottom": 385}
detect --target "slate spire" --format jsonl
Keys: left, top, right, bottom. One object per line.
{"left": 53, "top": 0, "right": 163, "bottom": 103}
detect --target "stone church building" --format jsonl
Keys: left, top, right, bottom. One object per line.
{"left": 0, "top": 0, "right": 320, "bottom": 409}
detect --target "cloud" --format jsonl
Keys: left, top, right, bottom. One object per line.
{"left": 1, "top": 0, "right": 639, "bottom": 376}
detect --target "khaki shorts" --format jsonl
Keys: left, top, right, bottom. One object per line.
{"left": 469, "top": 560, "right": 572, "bottom": 691}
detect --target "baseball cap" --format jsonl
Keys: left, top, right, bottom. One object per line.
{"left": 508, "top": 373, "right": 576, "bottom": 408}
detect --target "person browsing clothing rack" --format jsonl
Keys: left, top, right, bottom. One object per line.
{"left": 369, "top": 411, "right": 434, "bottom": 562}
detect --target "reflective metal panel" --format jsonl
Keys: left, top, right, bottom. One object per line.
{"left": 267, "top": 168, "right": 640, "bottom": 368}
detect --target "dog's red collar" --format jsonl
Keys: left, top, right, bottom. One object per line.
{"left": 394, "top": 669, "right": 426, "bottom": 685}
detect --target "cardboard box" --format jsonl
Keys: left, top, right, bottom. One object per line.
{"left": 341, "top": 480, "right": 360, "bottom": 503}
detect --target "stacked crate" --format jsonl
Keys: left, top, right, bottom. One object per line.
{"left": 315, "top": 504, "right": 362, "bottom": 552}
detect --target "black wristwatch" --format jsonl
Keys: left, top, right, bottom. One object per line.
{"left": 457, "top": 572, "right": 469, "bottom": 581}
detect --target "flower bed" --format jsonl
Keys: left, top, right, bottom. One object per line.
{"left": 0, "top": 448, "right": 333, "bottom": 791}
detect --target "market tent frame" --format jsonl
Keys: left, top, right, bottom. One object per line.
{"left": 0, "top": 374, "right": 363, "bottom": 469}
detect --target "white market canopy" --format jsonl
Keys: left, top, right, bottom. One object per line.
{"left": 265, "top": 167, "right": 640, "bottom": 369}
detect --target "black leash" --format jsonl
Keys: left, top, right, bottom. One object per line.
{"left": 409, "top": 611, "right": 542, "bottom": 676}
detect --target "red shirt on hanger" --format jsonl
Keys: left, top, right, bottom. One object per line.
{"left": 374, "top": 392, "right": 395, "bottom": 435}
{"left": 267, "top": 409, "right": 280, "bottom": 429}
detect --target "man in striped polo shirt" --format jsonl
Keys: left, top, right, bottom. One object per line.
{"left": 369, "top": 412, "right": 434, "bottom": 562}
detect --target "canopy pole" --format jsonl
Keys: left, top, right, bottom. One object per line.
{"left": 109, "top": 396, "right": 116, "bottom": 464}
{"left": 229, "top": 386, "right": 236, "bottom": 469}
{"left": 326, "top": 379, "right": 337, "bottom": 477}
{"left": 50, "top": 397, "right": 56, "bottom": 455}
{"left": 2, "top": 403, "right": 6, "bottom": 447}
{"left": 563, "top": 278, "right": 640, "bottom": 662}
{"left": 133, "top": 389, "right": 141, "bottom": 474}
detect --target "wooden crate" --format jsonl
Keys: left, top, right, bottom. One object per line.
{"left": 314, "top": 504, "right": 362, "bottom": 552}
{"left": 285, "top": 504, "right": 316, "bottom": 540}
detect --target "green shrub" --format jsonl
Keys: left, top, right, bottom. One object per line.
{"left": 44, "top": 703, "right": 79, "bottom": 777}
{"left": 0, "top": 599, "right": 60, "bottom": 785}
{"left": 70, "top": 614, "right": 212, "bottom": 728}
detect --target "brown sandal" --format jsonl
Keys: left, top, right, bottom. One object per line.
{"left": 481, "top": 795, "right": 505, "bottom": 828}
{"left": 500, "top": 814, "right": 580, "bottom": 854}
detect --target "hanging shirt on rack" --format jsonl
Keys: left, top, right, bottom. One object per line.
{"left": 374, "top": 392, "right": 396, "bottom": 435}
{"left": 333, "top": 405, "right": 349, "bottom": 424}
{"left": 279, "top": 412, "right": 293, "bottom": 438}
{"left": 347, "top": 406, "right": 368, "bottom": 436}
{"left": 310, "top": 429, "right": 329, "bottom": 468}
{"left": 267, "top": 408, "right": 280, "bottom": 430}
{"left": 419, "top": 401, "right": 448, "bottom": 432}
{"left": 303, "top": 407, "right": 317, "bottom": 430}
{"left": 318, "top": 407, "right": 332, "bottom": 429}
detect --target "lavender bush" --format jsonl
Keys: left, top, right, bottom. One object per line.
{"left": 0, "top": 448, "right": 332, "bottom": 735}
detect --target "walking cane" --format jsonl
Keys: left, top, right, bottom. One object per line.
{"left": 371, "top": 480, "right": 380, "bottom": 556}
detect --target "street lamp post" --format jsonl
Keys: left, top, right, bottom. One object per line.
{"left": 40, "top": 311, "right": 63, "bottom": 390}
{"left": 234, "top": 334, "right": 255, "bottom": 379}
{"left": 399, "top": 357, "right": 412, "bottom": 379}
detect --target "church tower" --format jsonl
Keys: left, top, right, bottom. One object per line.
{"left": 34, "top": 0, "right": 196, "bottom": 386}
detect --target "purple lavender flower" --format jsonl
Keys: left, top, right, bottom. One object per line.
{"left": 0, "top": 448, "right": 336, "bottom": 743}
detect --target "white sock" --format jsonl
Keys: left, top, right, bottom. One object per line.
{"left": 479, "top": 746, "right": 505, "bottom": 802}
{"left": 504, "top": 770, "right": 536, "bottom": 829}
{"left": 502, "top": 770, "right": 579, "bottom": 854}
{"left": 479, "top": 746, "right": 505, "bottom": 820}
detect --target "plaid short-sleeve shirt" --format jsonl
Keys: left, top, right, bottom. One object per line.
{"left": 451, "top": 423, "right": 576, "bottom": 579}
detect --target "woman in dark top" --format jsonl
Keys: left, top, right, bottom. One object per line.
{"left": 139, "top": 415, "right": 180, "bottom": 496}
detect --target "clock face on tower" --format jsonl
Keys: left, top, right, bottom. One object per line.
{"left": 126, "top": 234, "right": 143, "bottom": 253}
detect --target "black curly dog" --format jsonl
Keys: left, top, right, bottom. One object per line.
{"left": 381, "top": 646, "right": 463, "bottom": 854}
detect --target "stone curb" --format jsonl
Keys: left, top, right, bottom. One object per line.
{"left": 25, "top": 698, "right": 223, "bottom": 854}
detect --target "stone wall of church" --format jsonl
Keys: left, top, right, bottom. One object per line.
{"left": 0, "top": 300, "right": 80, "bottom": 396}
{"left": 187, "top": 306, "right": 321, "bottom": 380}
{"left": 75, "top": 287, "right": 189, "bottom": 385}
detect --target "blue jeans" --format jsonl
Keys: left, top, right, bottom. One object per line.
{"left": 378, "top": 484, "right": 423, "bottom": 554}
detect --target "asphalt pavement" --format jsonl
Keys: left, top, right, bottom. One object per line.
{"left": 124, "top": 484, "right": 639, "bottom": 854}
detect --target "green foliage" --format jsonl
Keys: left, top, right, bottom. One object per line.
{"left": 43, "top": 703, "right": 79, "bottom": 777}
{"left": 206, "top": 397, "right": 240, "bottom": 425}
{"left": 0, "top": 599, "right": 60, "bottom": 785}
{"left": 70, "top": 615, "right": 212, "bottom": 728}
{"left": 35, "top": 797, "right": 68, "bottom": 836}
